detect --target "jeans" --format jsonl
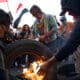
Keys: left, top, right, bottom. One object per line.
{"left": 45, "top": 39, "right": 58, "bottom": 55}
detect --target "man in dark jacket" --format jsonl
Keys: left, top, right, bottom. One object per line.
{"left": 0, "top": 9, "right": 12, "bottom": 80}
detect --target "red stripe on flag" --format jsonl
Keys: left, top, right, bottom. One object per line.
{"left": 16, "top": 3, "right": 23, "bottom": 13}
{"left": 0, "top": 0, "right": 7, "bottom": 2}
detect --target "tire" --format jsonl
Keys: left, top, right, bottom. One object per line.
{"left": 4, "top": 39, "right": 52, "bottom": 68}
{"left": 4, "top": 39, "right": 57, "bottom": 80}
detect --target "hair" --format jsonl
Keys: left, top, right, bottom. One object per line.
{"left": 0, "top": 9, "right": 11, "bottom": 27}
{"left": 22, "top": 24, "right": 31, "bottom": 34}
{"left": 30, "top": 5, "right": 42, "bottom": 15}
{"left": 60, "top": 16, "right": 67, "bottom": 22}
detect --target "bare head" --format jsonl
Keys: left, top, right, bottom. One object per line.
{"left": 30, "top": 5, "right": 43, "bottom": 20}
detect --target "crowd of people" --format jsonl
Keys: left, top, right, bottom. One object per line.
{"left": 0, "top": 0, "right": 80, "bottom": 79}
{"left": 2, "top": 5, "right": 74, "bottom": 54}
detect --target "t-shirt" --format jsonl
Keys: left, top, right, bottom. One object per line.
{"left": 31, "top": 14, "right": 58, "bottom": 43}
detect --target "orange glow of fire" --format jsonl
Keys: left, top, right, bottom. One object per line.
{"left": 22, "top": 60, "right": 45, "bottom": 80}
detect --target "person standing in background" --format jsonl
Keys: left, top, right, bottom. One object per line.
{"left": 30, "top": 5, "right": 58, "bottom": 54}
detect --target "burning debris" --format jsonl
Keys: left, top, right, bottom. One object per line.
{"left": 21, "top": 61, "right": 45, "bottom": 80}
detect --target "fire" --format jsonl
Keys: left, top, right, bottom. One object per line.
{"left": 22, "top": 60, "right": 45, "bottom": 80}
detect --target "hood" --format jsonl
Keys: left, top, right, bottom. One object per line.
{"left": 60, "top": 0, "right": 80, "bottom": 16}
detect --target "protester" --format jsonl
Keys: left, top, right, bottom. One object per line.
{"left": 59, "top": 15, "right": 74, "bottom": 41}
{"left": 57, "top": 15, "right": 74, "bottom": 50}
{"left": 0, "top": 9, "right": 12, "bottom": 80}
{"left": 14, "top": 27, "right": 22, "bottom": 40}
{"left": 19, "top": 24, "right": 33, "bottom": 39}
{"left": 0, "top": 9, "right": 13, "bottom": 43}
{"left": 39, "top": 0, "right": 80, "bottom": 77}
{"left": 30, "top": 5, "right": 58, "bottom": 53}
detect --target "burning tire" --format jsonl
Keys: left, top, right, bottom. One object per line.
{"left": 4, "top": 39, "right": 57, "bottom": 80}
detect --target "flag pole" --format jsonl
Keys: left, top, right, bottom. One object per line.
{"left": 6, "top": 0, "right": 13, "bottom": 25}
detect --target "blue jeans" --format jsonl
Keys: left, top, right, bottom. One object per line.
{"left": 56, "top": 36, "right": 66, "bottom": 50}
{"left": 45, "top": 39, "right": 58, "bottom": 55}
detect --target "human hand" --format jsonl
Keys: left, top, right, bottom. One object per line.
{"left": 38, "top": 61, "right": 50, "bottom": 74}
{"left": 38, "top": 56, "right": 57, "bottom": 74}
{"left": 39, "top": 35, "right": 47, "bottom": 42}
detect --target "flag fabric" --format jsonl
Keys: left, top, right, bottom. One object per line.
{"left": 13, "top": 8, "right": 28, "bottom": 28}
{"left": 0, "top": 0, "right": 7, "bottom": 2}
{"left": 8, "top": 11, "right": 13, "bottom": 23}
{"left": 16, "top": 3, "right": 23, "bottom": 13}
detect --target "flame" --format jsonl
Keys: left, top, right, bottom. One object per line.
{"left": 22, "top": 60, "right": 45, "bottom": 80}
